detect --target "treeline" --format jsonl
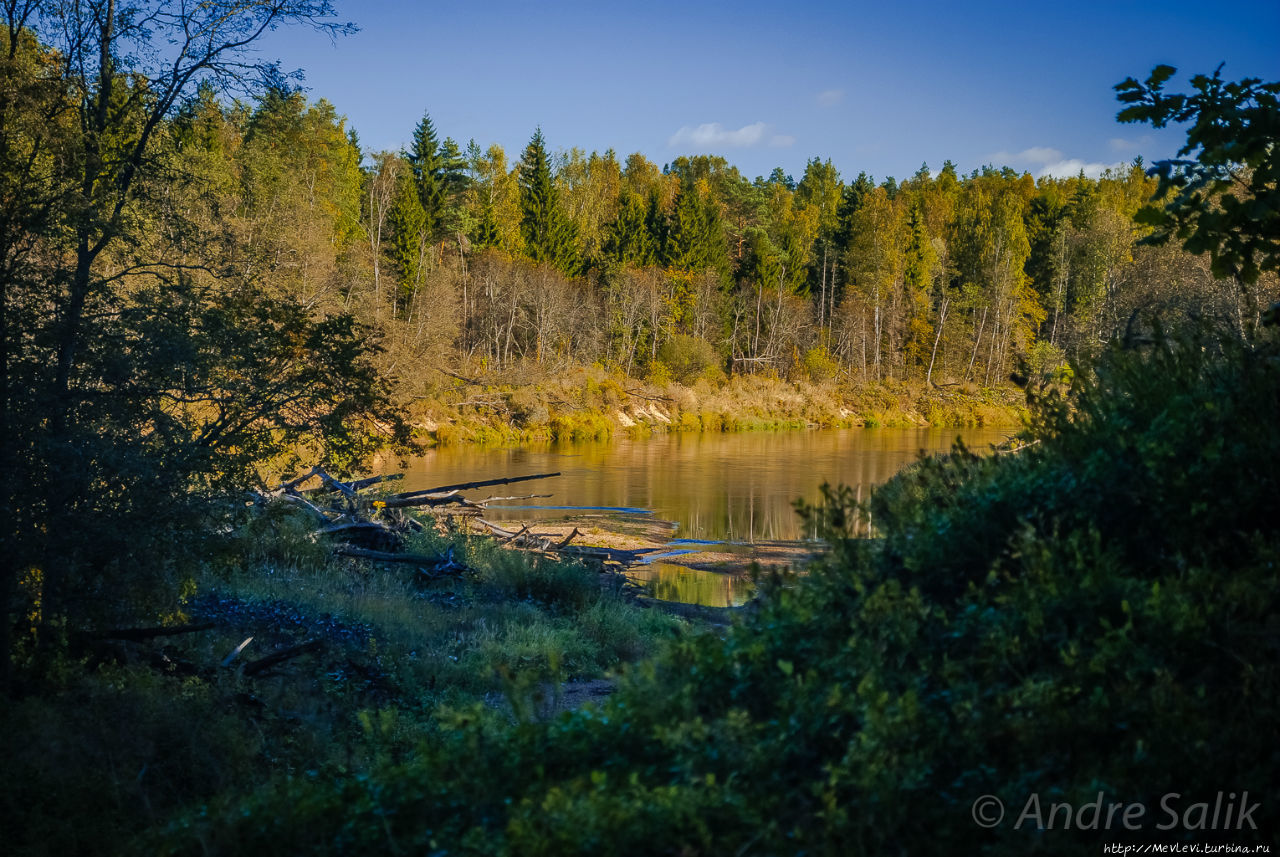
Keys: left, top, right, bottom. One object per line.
{"left": 1, "top": 7, "right": 1270, "bottom": 682}
{"left": 159, "top": 88, "right": 1261, "bottom": 393}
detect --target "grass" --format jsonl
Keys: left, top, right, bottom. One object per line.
{"left": 209, "top": 514, "right": 685, "bottom": 705}
{"left": 414, "top": 364, "right": 1025, "bottom": 448}
{"left": 0, "top": 506, "right": 686, "bottom": 857}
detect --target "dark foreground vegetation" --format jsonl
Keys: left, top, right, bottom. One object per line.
{"left": 2, "top": 0, "right": 1278, "bottom": 853}
{"left": 3, "top": 500, "right": 685, "bottom": 855}
{"left": 153, "top": 328, "right": 1280, "bottom": 857}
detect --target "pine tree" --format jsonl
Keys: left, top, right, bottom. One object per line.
{"left": 518, "top": 128, "right": 580, "bottom": 275}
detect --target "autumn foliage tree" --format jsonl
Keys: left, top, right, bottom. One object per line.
{"left": 0, "top": 2, "right": 405, "bottom": 691}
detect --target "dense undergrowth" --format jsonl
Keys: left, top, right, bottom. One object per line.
{"left": 154, "top": 330, "right": 1278, "bottom": 855}
{"left": 0, "top": 516, "right": 682, "bottom": 857}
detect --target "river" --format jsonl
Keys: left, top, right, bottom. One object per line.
{"left": 395, "top": 426, "right": 1014, "bottom": 605}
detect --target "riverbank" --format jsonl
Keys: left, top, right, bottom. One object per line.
{"left": 407, "top": 367, "right": 1027, "bottom": 446}
{"left": 480, "top": 517, "right": 821, "bottom": 608}
{"left": 2, "top": 502, "right": 695, "bottom": 856}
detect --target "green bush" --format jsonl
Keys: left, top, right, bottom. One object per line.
{"left": 657, "top": 334, "right": 721, "bottom": 385}
{"left": 159, "top": 331, "right": 1279, "bottom": 855}
{"left": 508, "top": 388, "right": 551, "bottom": 427}
{"left": 802, "top": 345, "right": 843, "bottom": 382}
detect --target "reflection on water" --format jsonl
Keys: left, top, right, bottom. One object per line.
{"left": 626, "top": 564, "right": 755, "bottom": 608}
{"left": 394, "top": 427, "right": 1012, "bottom": 542}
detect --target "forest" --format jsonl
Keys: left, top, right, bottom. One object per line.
{"left": 141, "top": 89, "right": 1255, "bottom": 392}
{"left": 2, "top": 1, "right": 1266, "bottom": 454}
{"left": 2, "top": 1, "right": 1278, "bottom": 854}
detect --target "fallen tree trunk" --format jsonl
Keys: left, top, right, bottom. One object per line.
{"left": 334, "top": 473, "right": 404, "bottom": 493}
{"left": 242, "top": 640, "right": 324, "bottom": 677}
{"left": 334, "top": 546, "right": 460, "bottom": 568}
{"left": 379, "top": 490, "right": 464, "bottom": 510}
{"left": 391, "top": 472, "right": 561, "bottom": 501}
{"left": 276, "top": 466, "right": 322, "bottom": 493}
{"left": 470, "top": 492, "right": 554, "bottom": 507}
{"left": 101, "top": 622, "right": 217, "bottom": 642}
{"left": 320, "top": 520, "right": 401, "bottom": 550}
{"left": 247, "top": 490, "right": 332, "bottom": 524}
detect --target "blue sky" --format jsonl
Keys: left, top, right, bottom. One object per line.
{"left": 257, "top": 0, "right": 1280, "bottom": 183}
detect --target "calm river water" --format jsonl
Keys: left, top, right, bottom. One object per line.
{"left": 395, "top": 426, "right": 1013, "bottom": 543}
{"left": 396, "top": 427, "right": 1012, "bottom": 605}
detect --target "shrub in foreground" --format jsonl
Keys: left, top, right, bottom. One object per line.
{"left": 161, "top": 332, "right": 1279, "bottom": 855}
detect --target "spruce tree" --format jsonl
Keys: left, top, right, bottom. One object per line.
{"left": 902, "top": 203, "right": 938, "bottom": 368}
{"left": 700, "top": 191, "right": 732, "bottom": 281}
{"left": 408, "top": 113, "right": 443, "bottom": 238}
{"left": 664, "top": 179, "right": 730, "bottom": 280}
{"left": 604, "top": 188, "right": 656, "bottom": 267}
{"left": 473, "top": 197, "right": 501, "bottom": 250}
{"left": 833, "top": 171, "right": 875, "bottom": 265}
{"left": 408, "top": 112, "right": 468, "bottom": 242}
{"left": 664, "top": 179, "right": 708, "bottom": 271}
{"left": 387, "top": 166, "right": 426, "bottom": 315}
{"left": 518, "top": 128, "right": 580, "bottom": 275}
{"left": 644, "top": 190, "right": 668, "bottom": 259}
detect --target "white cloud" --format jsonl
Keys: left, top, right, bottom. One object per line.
{"left": 1036, "top": 159, "right": 1128, "bottom": 179}
{"left": 816, "top": 89, "right": 843, "bottom": 107}
{"left": 668, "top": 121, "right": 768, "bottom": 148}
{"left": 986, "top": 145, "right": 1127, "bottom": 179}
{"left": 769, "top": 134, "right": 796, "bottom": 148}
{"left": 989, "top": 146, "right": 1063, "bottom": 166}
{"left": 1109, "top": 135, "right": 1155, "bottom": 154}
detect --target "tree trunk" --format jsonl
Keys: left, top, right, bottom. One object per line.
{"left": 926, "top": 296, "right": 949, "bottom": 386}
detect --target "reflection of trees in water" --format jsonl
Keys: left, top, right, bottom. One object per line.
{"left": 399, "top": 427, "right": 1007, "bottom": 541}
{"left": 631, "top": 565, "right": 754, "bottom": 608}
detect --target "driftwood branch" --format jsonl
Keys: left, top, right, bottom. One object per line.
{"left": 437, "top": 367, "right": 484, "bottom": 385}
{"left": 242, "top": 640, "right": 324, "bottom": 677}
{"left": 275, "top": 492, "right": 333, "bottom": 523}
{"left": 393, "top": 472, "right": 561, "bottom": 501}
{"left": 379, "top": 490, "right": 463, "bottom": 510}
{"left": 624, "top": 388, "right": 672, "bottom": 403}
{"left": 221, "top": 636, "right": 254, "bottom": 667}
{"left": 499, "top": 524, "right": 532, "bottom": 545}
{"left": 472, "top": 518, "right": 520, "bottom": 539}
{"left": 276, "top": 466, "right": 322, "bottom": 492}
{"left": 471, "top": 493, "right": 553, "bottom": 507}
{"left": 101, "top": 622, "right": 217, "bottom": 641}
{"left": 320, "top": 521, "right": 396, "bottom": 539}
{"left": 558, "top": 544, "right": 651, "bottom": 564}
{"left": 314, "top": 467, "right": 357, "bottom": 499}
{"left": 340, "top": 473, "right": 404, "bottom": 492}
{"left": 334, "top": 546, "right": 456, "bottom": 567}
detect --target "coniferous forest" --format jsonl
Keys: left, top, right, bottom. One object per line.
{"left": 2, "top": 2, "right": 1278, "bottom": 855}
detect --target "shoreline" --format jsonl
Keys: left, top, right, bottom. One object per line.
{"left": 481, "top": 518, "right": 823, "bottom": 577}
{"left": 403, "top": 371, "right": 1028, "bottom": 448}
